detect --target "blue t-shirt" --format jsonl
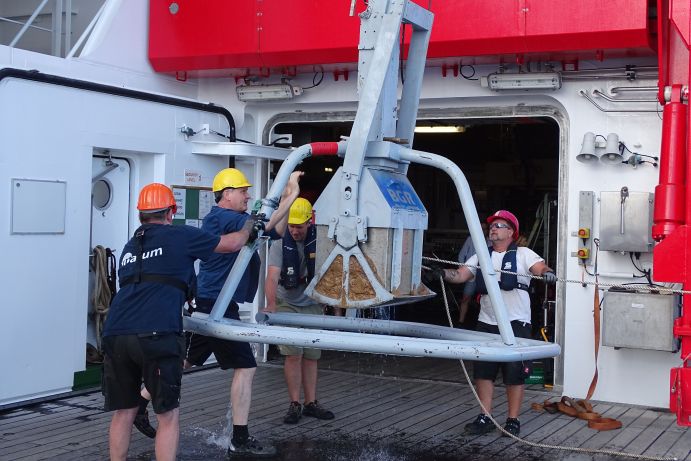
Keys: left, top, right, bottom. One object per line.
{"left": 197, "top": 206, "right": 279, "bottom": 303}
{"left": 102, "top": 224, "right": 219, "bottom": 336}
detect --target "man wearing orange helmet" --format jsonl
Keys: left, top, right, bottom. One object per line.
{"left": 185, "top": 167, "right": 301, "bottom": 458}
{"left": 264, "top": 198, "right": 335, "bottom": 425}
{"left": 102, "top": 183, "right": 255, "bottom": 461}
{"left": 426, "top": 210, "right": 556, "bottom": 438}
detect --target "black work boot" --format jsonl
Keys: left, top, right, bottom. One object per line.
{"left": 283, "top": 401, "right": 302, "bottom": 424}
{"left": 303, "top": 400, "right": 334, "bottom": 420}
{"left": 228, "top": 436, "right": 277, "bottom": 457}
{"left": 503, "top": 417, "right": 521, "bottom": 437}
{"left": 133, "top": 411, "right": 157, "bottom": 439}
{"left": 464, "top": 413, "right": 495, "bottom": 435}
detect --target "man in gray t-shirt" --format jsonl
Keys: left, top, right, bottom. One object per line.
{"left": 264, "top": 198, "right": 334, "bottom": 425}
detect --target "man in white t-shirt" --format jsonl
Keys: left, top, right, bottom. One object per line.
{"left": 427, "top": 210, "right": 556, "bottom": 437}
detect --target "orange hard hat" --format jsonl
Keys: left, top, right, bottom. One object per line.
{"left": 137, "top": 183, "right": 177, "bottom": 214}
{"left": 486, "top": 210, "right": 519, "bottom": 240}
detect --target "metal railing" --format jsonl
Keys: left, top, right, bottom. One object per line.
{"left": 1, "top": 0, "right": 106, "bottom": 58}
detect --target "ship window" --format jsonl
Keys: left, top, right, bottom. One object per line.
{"left": 92, "top": 179, "right": 113, "bottom": 210}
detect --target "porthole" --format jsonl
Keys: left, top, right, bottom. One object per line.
{"left": 92, "top": 179, "right": 113, "bottom": 210}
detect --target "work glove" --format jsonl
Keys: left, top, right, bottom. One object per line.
{"left": 241, "top": 213, "right": 265, "bottom": 242}
{"left": 422, "top": 264, "right": 446, "bottom": 285}
{"left": 543, "top": 271, "right": 557, "bottom": 284}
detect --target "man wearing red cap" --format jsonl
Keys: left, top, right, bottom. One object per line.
{"left": 427, "top": 210, "right": 556, "bottom": 437}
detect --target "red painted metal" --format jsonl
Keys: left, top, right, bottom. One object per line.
{"left": 653, "top": 87, "right": 687, "bottom": 241}
{"left": 653, "top": 0, "right": 691, "bottom": 428}
{"left": 148, "top": 0, "right": 654, "bottom": 75}
{"left": 670, "top": 367, "right": 691, "bottom": 426}
{"left": 310, "top": 142, "right": 339, "bottom": 156}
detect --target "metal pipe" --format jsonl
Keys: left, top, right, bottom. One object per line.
{"left": 592, "top": 88, "right": 659, "bottom": 103}
{"left": 0, "top": 17, "right": 51, "bottom": 32}
{"left": 578, "top": 90, "right": 661, "bottom": 113}
{"left": 653, "top": 85, "right": 687, "bottom": 241}
{"left": 9, "top": 0, "right": 50, "bottom": 47}
{"left": 398, "top": 147, "right": 516, "bottom": 346}
{"left": 67, "top": 1, "right": 107, "bottom": 58}
{"left": 258, "top": 311, "right": 493, "bottom": 341}
{"left": 208, "top": 142, "right": 346, "bottom": 322}
{"left": 185, "top": 315, "right": 560, "bottom": 362}
{"left": 610, "top": 86, "right": 658, "bottom": 93}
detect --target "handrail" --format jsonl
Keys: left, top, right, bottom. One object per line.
{"left": 9, "top": 0, "right": 50, "bottom": 47}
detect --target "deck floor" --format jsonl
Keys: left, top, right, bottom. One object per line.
{"left": 1, "top": 351, "right": 689, "bottom": 461}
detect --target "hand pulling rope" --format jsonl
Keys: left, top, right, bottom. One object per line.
{"left": 423, "top": 255, "right": 690, "bottom": 295}
{"left": 436, "top": 273, "right": 678, "bottom": 461}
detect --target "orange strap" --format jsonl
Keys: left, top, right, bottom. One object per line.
{"left": 586, "top": 279, "right": 600, "bottom": 401}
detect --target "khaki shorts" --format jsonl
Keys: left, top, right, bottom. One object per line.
{"left": 276, "top": 301, "right": 324, "bottom": 360}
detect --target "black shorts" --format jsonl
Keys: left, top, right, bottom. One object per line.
{"left": 185, "top": 298, "right": 257, "bottom": 370}
{"left": 473, "top": 320, "right": 532, "bottom": 385}
{"left": 102, "top": 333, "right": 185, "bottom": 414}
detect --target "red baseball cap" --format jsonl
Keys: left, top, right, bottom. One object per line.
{"left": 486, "top": 210, "right": 519, "bottom": 241}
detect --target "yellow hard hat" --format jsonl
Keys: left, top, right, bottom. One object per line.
{"left": 288, "top": 197, "right": 313, "bottom": 225}
{"left": 212, "top": 168, "right": 252, "bottom": 192}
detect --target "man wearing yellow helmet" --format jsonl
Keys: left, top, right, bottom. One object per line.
{"left": 185, "top": 168, "right": 302, "bottom": 457}
{"left": 264, "top": 198, "right": 335, "bottom": 424}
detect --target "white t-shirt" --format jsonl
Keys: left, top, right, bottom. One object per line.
{"left": 465, "top": 246, "right": 543, "bottom": 325}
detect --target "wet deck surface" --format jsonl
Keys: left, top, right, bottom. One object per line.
{"left": 1, "top": 351, "right": 690, "bottom": 461}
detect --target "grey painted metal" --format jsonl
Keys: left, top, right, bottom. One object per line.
{"left": 396, "top": 2, "right": 433, "bottom": 147}
{"left": 9, "top": 0, "right": 50, "bottom": 47}
{"left": 67, "top": 1, "right": 107, "bottom": 58}
{"left": 399, "top": 147, "right": 517, "bottom": 345}
{"left": 52, "top": 0, "right": 63, "bottom": 56}
{"left": 191, "top": 141, "right": 291, "bottom": 161}
{"left": 208, "top": 142, "right": 346, "bottom": 321}
{"left": 185, "top": 314, "right": 560, "bottom": 361}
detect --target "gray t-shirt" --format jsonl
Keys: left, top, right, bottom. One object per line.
{"left": 267, "top": 238, "right": 314, "bottom": 307}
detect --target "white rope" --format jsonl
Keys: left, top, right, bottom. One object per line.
{"left": 436, "top": 275, "right": 678, "bottom": 461}
{"left": 91, "top": 245, "right": 111, "bottom": 351}
{"left": 423, "top": 255, "right": 691, "bottom": 295}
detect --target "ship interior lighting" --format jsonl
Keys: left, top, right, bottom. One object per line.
{"left": 482, "top": 72, "right": 562, "bottom": 91}
{"left": 236, "top": 82, "right": 303, "bottom": 102}
{"left": 414, "top": 125, "right": 465, "bottom": 133}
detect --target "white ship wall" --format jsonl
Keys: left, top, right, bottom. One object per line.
{"left": 200, "top": 62, "right": 676, "bottom": 408}
{"left": 0, "top": 0, "right": 680, "bottom": 409}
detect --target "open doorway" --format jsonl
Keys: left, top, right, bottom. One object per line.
{"left": 270, "top": 115, "right": 560, "bottom": 349}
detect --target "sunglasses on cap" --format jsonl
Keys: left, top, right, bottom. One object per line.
{"left": 489, "top": 222, "right": 512, "bottom": 230}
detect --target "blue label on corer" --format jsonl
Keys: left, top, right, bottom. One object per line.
{"left": 369, "top": 169, "right": 426, "bottom": 212}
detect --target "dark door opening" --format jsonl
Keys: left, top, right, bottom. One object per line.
{"left": 272, "top": 116, "right": 559, "bottom": 339}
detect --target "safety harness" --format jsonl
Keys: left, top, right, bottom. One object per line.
{"left": 475, "top": 242, "right": 529, "bottom": 294}
{"left": 280, "top": 226, "right": 316, "bottom": 289}
{"left": 119, "top": 225, "right": 194, "bottom": 300}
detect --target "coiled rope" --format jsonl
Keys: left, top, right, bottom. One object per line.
{"left": 434, "top": 271, "right": 678, "bottom": 461}
{"left": 91, "top": 245, "right": 112, "bottom": 351}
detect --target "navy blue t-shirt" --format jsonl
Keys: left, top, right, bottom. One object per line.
{"left": 102, "top": 224, "right": 220, "bottom": 336}
{"left": 197, "top": 206, "right": 279, "bottom": 303}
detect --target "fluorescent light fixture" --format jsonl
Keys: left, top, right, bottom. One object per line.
{"left": 236, "top": 83, "right": 303, "bottom": 102}
{"left": 482, "top": 72, "right": 562, "bottom": 91}
{"left": 414, "top": 125, "right": 465, "bottom": 133}
{"left": 324, "top": 167, "right": 334, "bottom": 172}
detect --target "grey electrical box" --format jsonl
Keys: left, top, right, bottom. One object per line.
{"left": 599, "top": 190, "right": 654, "bottom": 252}
{"left": 602, "top": 290, "right": 679, "bottom": 352}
